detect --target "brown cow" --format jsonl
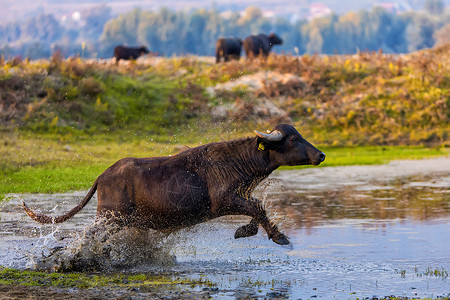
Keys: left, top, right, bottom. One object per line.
{"left": 215, "top": 37, "right": 243, "bottom": 63}
{"left": 243, "top": 33, "right": 283, "bottom": 59}
{"left": 113, "top": 45, "right": 149, "bottom": 63}
{"left": 22, "top": 124, "right": 325, "bottom": 245}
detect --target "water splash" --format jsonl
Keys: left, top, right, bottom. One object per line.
{"left": 29, "top": 218, "right": 176, "bottom": 272}
{"left": 1, "top": 194, "right": 22, "bottom": 207}
{"left": 254, "top": 178, "right": 293, "bottom": 232}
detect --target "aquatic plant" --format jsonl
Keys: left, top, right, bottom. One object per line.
{"left": 0, "top": 267, "right": 217, "bottom": 289}
{"left": 422, "top": 266, "right": 449, "bottom": 278}
{"left": 396, "top": 266, "right": 449, "bottom": 279}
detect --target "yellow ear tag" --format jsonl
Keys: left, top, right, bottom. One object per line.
{"left": 258, "top": 142, "right": 265, "bottom": 151}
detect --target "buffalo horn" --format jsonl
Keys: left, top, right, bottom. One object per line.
{"left": 254, "top": 129, "right": 284, "bottom": 142}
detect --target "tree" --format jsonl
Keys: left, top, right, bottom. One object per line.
{"left": 1, "top": 5, "right": 449, "bottom": 59}
{"left": 23, "top": 13, "right": 62, "bottom": 43}
{"left": 384, "top": 14, "right": 409, "bottom": 53}
{"left": 287, "top": 20, "right": 307, "bottom": 54}
{"left": 81, "top": 5, "right": 112, "bottom": 40}
{"left": 306, "top": 24, "right": 323, "bottom": 54}
{"left": 335, "top": 12, "right": 362, "bottom": 54}
{"left": 183, "top": 10, "right": 208, "bottom": 54}
{"left": 434, "top": 23, "right": 450, "bottom": 46}
{"left": 238, "top": 7, "right": 269, "bottom": 35}
{"left": 239, "top": 6, "right": 263, "bottom": 25}
{"left": 24, "top": 41, "right": 51, "bottom": 59}
{"left": 406, "top": 13, "right": 438, "bottom": 51}
{"left": 100, "top": 8, "right": 146, "bottom": 58}
{"left": 424, "top": 0, "right": 445, "bottom": 15}
{"left": 315, "top": 14, "right": 338, "bottom": 54}
{"left": 203, "top": 10, "right": 224, "bottom": 55}
{"left": 273, "top": 17, "right": 296, "bottom": 53}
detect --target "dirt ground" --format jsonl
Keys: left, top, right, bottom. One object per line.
{"left": 0, "top": 285, "right": 214, "bottom": 300}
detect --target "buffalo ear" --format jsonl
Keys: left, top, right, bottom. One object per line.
{"left": 256, "top": 137, "right": 270, "bottom": 151}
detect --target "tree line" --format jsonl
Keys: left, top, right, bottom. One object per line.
{"left": 1, "top": 4, "right": 449, "bottom": 60}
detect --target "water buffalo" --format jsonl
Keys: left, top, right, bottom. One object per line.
{"left": 243, "top": 33, "right": 283, "bottom": 59}
{"left": 22, "top": 124, "right": 325, "bottom": 245}
{"left": 113, "top": 45, "right": 150, "bottom": 63}
{"left": 215, "top": 37, "right": 243, "bottom": 63}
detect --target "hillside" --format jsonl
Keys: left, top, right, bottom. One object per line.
{"left": 0, "top": 45, "right": 449, "bottom": 148}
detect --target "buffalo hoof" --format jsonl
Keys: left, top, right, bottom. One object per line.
{"left": 272, "top": 233, "right": 290, "bottom": 245}
{"left": 234, "top": 223, "right": 259, "bottom": 239}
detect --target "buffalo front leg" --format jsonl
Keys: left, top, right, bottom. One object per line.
{"left": 229, "top": 196, "right": 289, "bottom": 245}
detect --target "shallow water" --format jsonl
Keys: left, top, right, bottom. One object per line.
{"left": 1, "top": 158, "right": 449, "bottom": 299}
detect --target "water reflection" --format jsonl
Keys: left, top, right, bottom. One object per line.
{"left": 263, "top": 171, "right": 449, "bottom": 230}
{"left": 268, "top": 181, "right": 449, "bottom": 229}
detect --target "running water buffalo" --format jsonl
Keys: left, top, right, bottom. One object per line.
{"left": 113, "top": 45, "right": 150, "bottom": 63}
{"left": 22, "top": 124, "right": 325, "bottom": 245}
{"left": 243, "top": 33, "right": 283, "bottom": 59}
{"left": 215, "top": 37, "right": 243, "bottom": 63}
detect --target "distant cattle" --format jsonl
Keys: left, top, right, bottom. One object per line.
{"left": 215, "top": 37, "right": 243, "bottom": 63}
{"left": 243, "top": 33, "right": 283, "bottom": 59}
{"left": 113, "top": 45, "right": 150, "bottom": 63}
{"left": 22, "top": 124, "right": 326, "bottom": 246}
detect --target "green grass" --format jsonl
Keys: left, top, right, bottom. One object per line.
{"left": 315, "top": 145, "right": 448, "bottom": 167}
{"left": 0, "top": 267, "right": 216, "bottom": 289}
{"left": 2, "top": 164, "right": 107, "bottom": 195}
{"left": 1, "top": 131, "right": 447, "bottom": 198}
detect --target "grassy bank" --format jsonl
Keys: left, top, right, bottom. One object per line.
{"left": 1, "top": 129, "right": 447, "bottom": 197}
{"left": 1, "top": 46, "right": 449, "bottom": 146}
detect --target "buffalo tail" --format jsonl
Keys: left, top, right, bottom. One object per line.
{"left": 21, "top": 180, "right": 98, "bottom": 224}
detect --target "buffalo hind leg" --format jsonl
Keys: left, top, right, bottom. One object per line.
{"left": 234, "top": 217, "right": 259, "bottom": 239}
{"left": 230, "top": 196, "right": 289, "bottom": 245}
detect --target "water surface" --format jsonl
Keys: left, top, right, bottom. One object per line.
{"left": 1, "top": 158, "right": 449, "bottom": 299}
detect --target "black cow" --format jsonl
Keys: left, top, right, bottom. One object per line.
{"left": 22, "top": 124, "right": 325, "bottom": 246}
{"left": 113, "top": 45, "right": 150, "bottom": 63}
{"left": 215, "top": 37, "right": 243, "bottom": 63}
{"left": 243, "top": 33, "right": 283, "bottom": 59}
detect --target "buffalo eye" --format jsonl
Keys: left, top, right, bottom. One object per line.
{"left": 290, "top": 137, "right": 298, "bottom": 142}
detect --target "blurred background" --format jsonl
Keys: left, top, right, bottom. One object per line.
{"left": 1, "top": 0, "right": 450, "bottom": 59}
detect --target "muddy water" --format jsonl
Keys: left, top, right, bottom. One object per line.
{"left": 1, "top": 158, "right": 449, "bottom": 299}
